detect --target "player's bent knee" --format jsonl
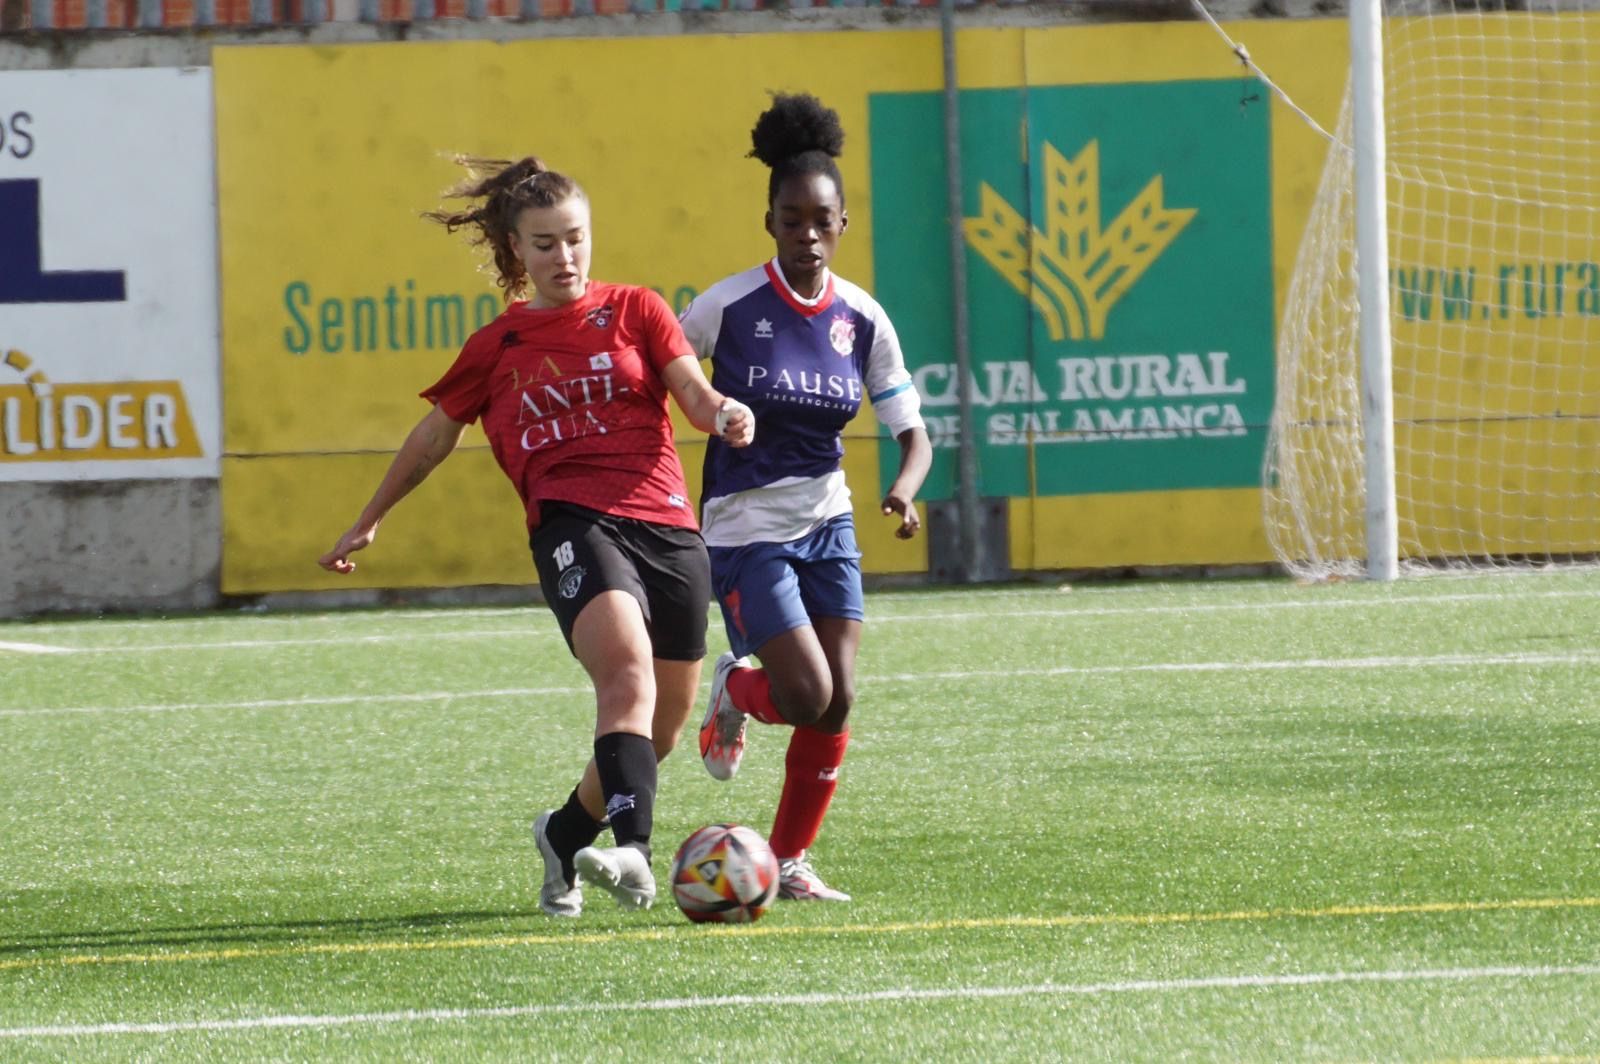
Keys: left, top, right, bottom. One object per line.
{"left": 816, "top": 689, "right": 853, "bottom": 733}
{"left": 774, "top": 672, "right": 832, "bottom": 727}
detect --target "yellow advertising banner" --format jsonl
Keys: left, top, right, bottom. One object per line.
{"left": 214, "top": 20, "right": 1349, "bottom": 594}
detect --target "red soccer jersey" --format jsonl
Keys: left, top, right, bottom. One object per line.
{"left": 421, "top": 282, "right": 699, "bottom": 531}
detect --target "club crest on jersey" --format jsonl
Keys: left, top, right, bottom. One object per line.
{"left": 828, "top": 316, "right": 856, "bottom": 356}
{"left": 585, "top": 304, "right": 614, "bottom": 329}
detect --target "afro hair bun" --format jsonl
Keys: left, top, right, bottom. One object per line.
{"left": 748, "top": 92, "right": 845, "bottom": 167}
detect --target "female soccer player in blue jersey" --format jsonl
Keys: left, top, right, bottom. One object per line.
{"left": 679, "top": 93, "right": 932, "bottom": 901}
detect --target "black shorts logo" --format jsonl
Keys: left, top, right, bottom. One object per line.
{"left": 558, "top": 565, "right": 586, "bottom": 600}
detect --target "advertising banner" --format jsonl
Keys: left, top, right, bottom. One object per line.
{"left": 214, "top": 22, "right": 1344, "bottom": 591}
{"left": 871, "top": 79, "right": 1275, "bottom": 501}
{"left": 0, "top": 68, "right": 219, "bottom": 481}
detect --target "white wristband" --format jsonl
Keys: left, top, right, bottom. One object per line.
{"left": 715, "top": 398, "right": 750, "bottom": 436}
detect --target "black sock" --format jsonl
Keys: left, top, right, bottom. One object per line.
{"left": 544, "top": 788, "right": 604, "bottom": 882}
{"left": 594, "top": 731, "right": 656, "bottom": 861}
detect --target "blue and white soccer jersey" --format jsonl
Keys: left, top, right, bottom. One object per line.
{"left": 680, "top": 260, "right": 925, "bottom": 651}
{"left": 680, "top": 259, "right": 925, "bottom": 548}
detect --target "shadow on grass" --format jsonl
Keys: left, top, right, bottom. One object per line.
{"left": 0, "top": 908, "right": 549, "bottom": 955}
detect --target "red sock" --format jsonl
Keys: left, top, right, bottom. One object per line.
{"left": 768, "top": 727, "right": 850, "bottom": 860}
{"left": 727, "top": 666, "right": 786, "bottom": 725}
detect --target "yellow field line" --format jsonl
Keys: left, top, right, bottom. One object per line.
{"left": 5, "top": 895, "right": 1599, "bottom": 974}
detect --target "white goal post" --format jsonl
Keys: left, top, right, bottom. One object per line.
{"left": 1264, "top": 0, "right": 1600, "bottom": 580}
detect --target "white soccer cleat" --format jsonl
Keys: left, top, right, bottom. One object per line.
{"left": 574, "top": 845, "right": 656, "bottom": 911}
{"left": 531, "top": 810, "right": 582, "bottom": 918}
{"left": 699, "top": 652, "right": 751, "bottom": 781}
{"left": 777, "top": 855, "right": 851, "bottom": 902}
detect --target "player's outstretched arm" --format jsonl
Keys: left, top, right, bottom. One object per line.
{"left": 881, "top": 424, "right": 932, "bottom": 540}
{"left": 318, "top": 404, "right": 469, "bottom": 574}
{"left": 661, "top": 356, "right": 754, "bottom": 447}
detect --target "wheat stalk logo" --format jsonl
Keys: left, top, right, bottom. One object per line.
{"left": 965, "top": 140, "right": 1196, "bottom": 341}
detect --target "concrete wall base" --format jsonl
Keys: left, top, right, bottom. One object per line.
{"left": 0, "top": 478, "right": 221, "bottom": 617}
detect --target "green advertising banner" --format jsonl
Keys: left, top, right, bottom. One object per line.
{"left": 870, "top": 80, "right": 1275, "bottom": 500}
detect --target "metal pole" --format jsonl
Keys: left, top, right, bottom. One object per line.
{"left": 1351, "top": 0, "right": 1398, "bottom": 580}
{"left": 941, "top": 0, "right": 981, "bottom": 584}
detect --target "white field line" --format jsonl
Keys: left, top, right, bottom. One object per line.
{"left": 0, "top": 630, "right": 558, "bottom": 655}
{"left": 4, "top": 606, "right": 543, "bottom": 634}
{"left": 869, "top": 588, "right": 1600, "bottom": 624}
{"left": 877, "top": 649, "right": 1600, "bottom": 684}
{"left": 4, "top": 963, "right": 1598, "bottom": 1039}
{"left": 4, "top": 588, "right": 1598, "bottom": 655}
{"left": 0, "top": 685, "right": 593, "bottom": 718}
{"left": 9, "top": 570, "right": 1593, "bottom": 636}
{"left": 0, "top": 641, "right": 71, "bottom": 654}
{"left": 4, "top": 649, "right": 1596, "bottom": 718}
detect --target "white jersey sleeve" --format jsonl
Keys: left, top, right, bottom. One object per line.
{"left": 679, "top": 266, "right": 769, "bottom": 362}
{"left": 676, "top": 288, "right": 723, "bottom": 361}
{"left": 848, "top": 283, "right": 925, "bottom": 439}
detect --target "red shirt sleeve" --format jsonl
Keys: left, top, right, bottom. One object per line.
{"left": 636, "top": 288, "right": 696, "bottom": 375}
{"left": 419, "top": 322, "right": 501, "bottom": 423}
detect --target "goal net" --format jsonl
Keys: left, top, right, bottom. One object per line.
{"left": 1264, "top": 1, "right": 1600, "bottom": 580}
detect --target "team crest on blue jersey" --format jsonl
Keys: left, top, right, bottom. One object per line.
{"left": 828, "top": 316, "right": 856, "bottom": 356}
{"left": 586, "top": 304, "right": 614, "bottom": 329}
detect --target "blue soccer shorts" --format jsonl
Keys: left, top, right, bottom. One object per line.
{"left": 707, "top": 513, "right": 865, "bottom": 660}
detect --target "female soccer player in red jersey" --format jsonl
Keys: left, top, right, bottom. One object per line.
{"left": 680, "top": 95, "right": 932, "bottom": 901}
{"left": 318, "top": 156, "right": 753, "bottom": 917}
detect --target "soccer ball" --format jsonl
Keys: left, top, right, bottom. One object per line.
{"left": 669, "top": 823, "right": 780, "bottom": 924}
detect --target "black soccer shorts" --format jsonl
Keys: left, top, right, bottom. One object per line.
{"left": 529, "top": 501, "right": 711, "bottom": 662}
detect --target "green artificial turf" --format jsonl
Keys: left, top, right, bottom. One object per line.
{"left": 2, "top": 570, "right": 1598, "bottom": 1061}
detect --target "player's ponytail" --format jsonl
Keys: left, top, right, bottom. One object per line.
{"left": 424, "top": 155, "right": 586, "bottom": 301}
{"left": 748, "top": 93, "right": 847, "bottom": 209}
